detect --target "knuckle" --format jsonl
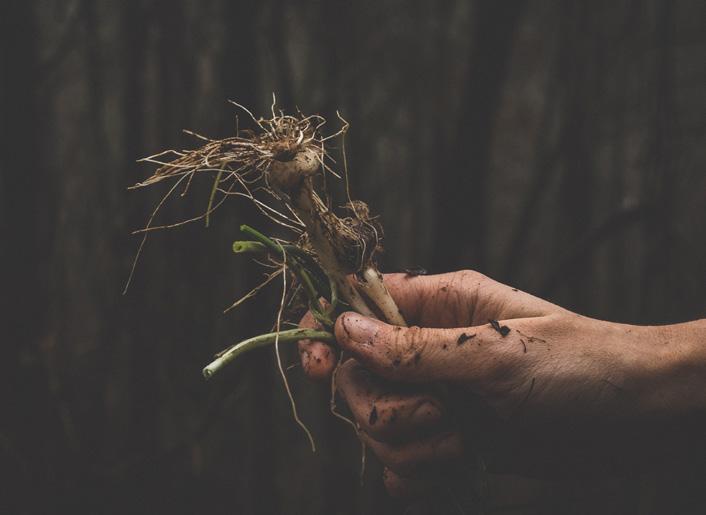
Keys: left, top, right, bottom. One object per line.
{"left": 471, "top": 349, "right": 525, "bottom": 404}
{"left": 366, "top": 416, "right": 391, "bottom": 441}
{"left": 383, "top": 469, "right": 433, "bottom": 499}
{"left": 470, "top": 346, "right": 509, "bottom": 388}
{"left": 381, "top": 448, "right": 409, "bottom": 473}
{"left": 367, "top": 396, "right": 443, "bottom": 441}
{"left": 334, "top": 360, "right": 365, "bottom": 399}
{"left": 298, "top": 309, "right": 318, "bottom": 329}
{"left": 390, "top": 448, "right": 431, "bottom": 477}
{"left": 382, "top": 468, "right": 403, "bottom": 497}
{"left": 457, "top": 269, "right": 487, "bottom": 285}
{"left": 336, "top": 358, "right": 359, "bottom": 383}
{"left": 411, "top": 398, "right": 443, "bottom": 426}
{"left": 441, "top": 269, "right": 487, "bottom": 309}
{"left": 383, "top": 326, "right": 430, "bottom": 373}
{"left": 374, "top": 433, "right": 464, "bottom": 477}
{"left": 363, "top": 437, "right": 408, "bottom": 473}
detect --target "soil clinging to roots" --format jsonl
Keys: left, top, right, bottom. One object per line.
{"left": 130, "top": 101, "right": 383, "bottom": 276}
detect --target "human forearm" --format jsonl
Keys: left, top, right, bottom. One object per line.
{"left": 639, "top": 319, "right": 706, "bottom": 416}
{"left": 298, "top": 271, "right": 706, "bottom": 486}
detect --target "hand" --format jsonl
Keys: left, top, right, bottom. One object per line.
{"left": 298, "top": 270, "right": 706, "bottom": 497}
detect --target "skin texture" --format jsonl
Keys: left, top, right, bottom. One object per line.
{"left": 298, "top": 271, "right": 706, "bottom": 498}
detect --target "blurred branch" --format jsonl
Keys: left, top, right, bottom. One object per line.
{"left": 502, "top": 95, "right": 562, "bottom": 281}
{"left": 38, "top": 0, "right": 82, "bottom": 76}
{"left": 541, "top": 203, "right": 654, "bottom": 296}
{"left": 434, "top": 0, "right": 527, "bottom": 272}
{"left": 270, "top": 0, "right": 294, "bottom": 110}
{"left": 98, "top": 377, "right": 241, "bottom": 478}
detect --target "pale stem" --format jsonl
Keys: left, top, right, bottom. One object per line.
{"left": 289, "top": 184, "right": 378, "bottom": 319}
{"left": 356, "top": 267, "right": 407, "bottom": 327}
{"left": 203, "top": 328, "right": 335, "bottom": 379}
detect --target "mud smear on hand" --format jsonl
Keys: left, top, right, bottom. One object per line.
{"left": 402, "top": 266, "right": 428, "bottom": 277}
{"left": 369, "top": 405, "right": 378, "bottom": 425}
{"left": 516, "top": 329, "right": 546, "bottom": 344}
{"left": 457, "top": 332, "right": 476, "bottom": 345}
{"left": 489, "top": 319, "right": 511, "bottom": 337}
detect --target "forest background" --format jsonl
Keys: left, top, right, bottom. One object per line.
{"left": 2, "top": 1, "right": 705, "bottom": 513}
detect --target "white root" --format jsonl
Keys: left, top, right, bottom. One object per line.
{"left": 356, "top": 267, "right": 407, "bottom": 327}
{"left": 270, "top": 150, "right": 406, "bottom": 326}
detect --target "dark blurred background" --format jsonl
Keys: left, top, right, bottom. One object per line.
{"left": 2, "top": 0, "right": 705, "bottom": 514}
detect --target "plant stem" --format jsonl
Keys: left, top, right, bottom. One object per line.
{"left": 288, "top": 183, "right": 378, "bottom": 319}
{"left": 239, "top": 225, "right": 330, "bottom": 321}
{"left": 203, "top": 328, "right": 335, "bottom": 379}
{"left": 287, "top": 183, "right": 406, "bottom": 326}
{"left": 205, "top": 168, "right": 224, "bottom": 227}
{"left": 233, "top": 235, "right": 331, "bottom": 300}
{"left": 232, "top": 240, "right": 268, "bottom": 254}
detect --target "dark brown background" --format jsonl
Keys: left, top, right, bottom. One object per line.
{"left": 2, "top": 0, "right": 705, "bottom": 514}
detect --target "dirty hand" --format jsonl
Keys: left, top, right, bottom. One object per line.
{"left": 298, "top": 271, "right": 705, "bottom": 495}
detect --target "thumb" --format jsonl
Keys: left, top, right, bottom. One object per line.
{"left": 335, "top": 312, "right": 483, "bottom": 383}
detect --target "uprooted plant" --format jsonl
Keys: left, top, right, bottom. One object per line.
{"left": 127, "top": 98, "right": 407, "bottom": 449}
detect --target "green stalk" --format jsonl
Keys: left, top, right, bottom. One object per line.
{"left": 239, "top": 225, "right": 332, "bottom": 326}
{"left": 232, "top": 238, "right": 329, "bottom": 296}
{"left": 203, "top": 328, "right": 335, "bottom": 379}
{"left": 232, "top": 240, "right": 268, "bottom": 254}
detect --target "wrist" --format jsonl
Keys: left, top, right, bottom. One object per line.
{"left": 639, "top": 320, "right": 706, "bottom": 417}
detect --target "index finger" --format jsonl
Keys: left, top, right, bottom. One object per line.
{"left": 376, "top": 270, "right": 489, "bottom": 327}
{"left": 380, "top": 271, "right": 558, "bottom": 327}
{"left": 335, "top": 359, "right": 445, "bottom": 443}
{"left": 298, "top": 309, "right": 337, "bottom": 381}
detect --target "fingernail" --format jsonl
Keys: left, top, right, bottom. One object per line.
{"left": 340, "top": 313, "right": 380, "bottom": 347}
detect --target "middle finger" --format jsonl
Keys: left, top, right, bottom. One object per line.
{"left": 336, "top": 359, "right": 445, "bottom": 443}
